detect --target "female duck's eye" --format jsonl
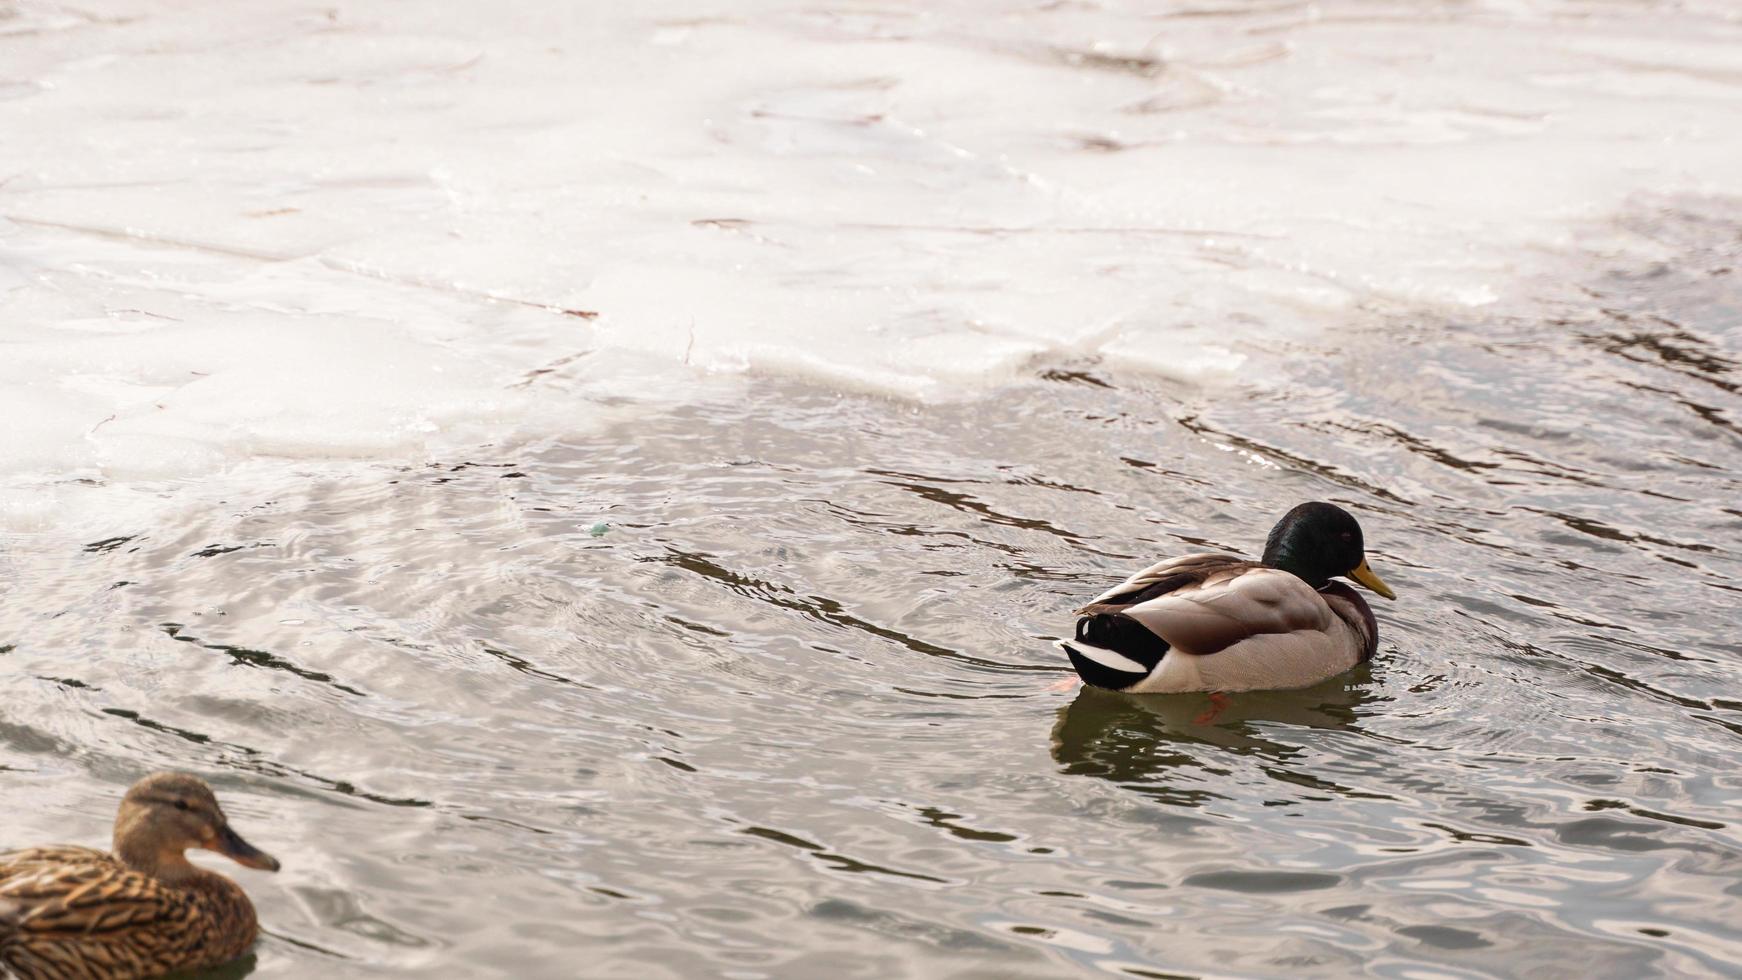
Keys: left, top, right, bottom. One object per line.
{"left": 174, "top": 800, "right": 189, "bottom": 811}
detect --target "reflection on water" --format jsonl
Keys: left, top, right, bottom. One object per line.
{"left": 1051, "top": 678, "right": 1379, "bottom": 793}
{"left": 3, "top": 212, "right": 1742, "bottom": 977}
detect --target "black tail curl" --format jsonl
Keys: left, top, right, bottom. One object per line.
{"left": 1063, "top": 614, "right": 1170, "bottom": 690}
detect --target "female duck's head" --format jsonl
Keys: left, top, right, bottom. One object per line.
{"left": 112, "top": 772, "right": 280, "bottom": 881}
{"left": 1262, "top": 501, "right": 1396, "bottom": 599}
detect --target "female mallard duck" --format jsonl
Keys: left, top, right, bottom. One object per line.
{"left": 1060, "top": 501, "right": 1396, "bottom": 693}
{"left": 0, "top": 772, "right": 279, "bottom": 980}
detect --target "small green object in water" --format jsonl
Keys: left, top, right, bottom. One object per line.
{"left": 589, "top": 522, "right": 609, "bottom": 537}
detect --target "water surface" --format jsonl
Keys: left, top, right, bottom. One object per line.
{"left": 5, "top": 0, "right": 1742, "bottom": 976}
{"left": 4, "top": 213, "right": 1741, "bottom": 977}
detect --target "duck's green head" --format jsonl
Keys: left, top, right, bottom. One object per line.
{"left": 1262, "top": 501, "right": 1396, "bottom": 600}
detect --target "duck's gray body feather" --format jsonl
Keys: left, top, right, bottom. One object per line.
{"left": 1061, "top": 553, "right": 1377, "bottom": 693}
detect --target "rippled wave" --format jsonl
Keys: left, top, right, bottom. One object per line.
{"left": 5, "top": 213, "right": 1742, "bottom": 977}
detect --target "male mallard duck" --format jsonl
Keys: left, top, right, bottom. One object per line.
{"left": 1059, "top": 501, "right": 1396, "bottom": 693}
{"left": 0, "top": 772, "right": 279, "bottom": 980}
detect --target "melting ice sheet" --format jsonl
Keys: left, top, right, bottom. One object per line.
{"left": 3, "top": 0, "right": 1742, "bottom": 523}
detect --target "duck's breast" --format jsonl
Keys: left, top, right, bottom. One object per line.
{"left": 1318, "top": 581, "right": 1379, "bottom": 661}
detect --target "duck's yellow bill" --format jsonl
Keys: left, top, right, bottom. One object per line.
{"left": 1348, "top": 559, "right": 1396, "bottom": 600}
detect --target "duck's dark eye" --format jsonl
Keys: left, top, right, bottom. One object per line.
{"left": 1340, "top": 532, "right": 1354, "bottom": 541}
{"left": 174, "top": 800, "right": 189, "bottom": 811}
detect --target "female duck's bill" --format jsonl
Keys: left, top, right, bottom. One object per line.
{"left": 215, "top": 822, "right": 279, "bottom": 871}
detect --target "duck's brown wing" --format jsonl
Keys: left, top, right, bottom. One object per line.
{"left": 1120, "top": 565, "right": 1334, "bottom": 656}
{"left": 1074, "top": 553, "right": 1252, "bottom": 615}
{"left": 1066, "top": 557, "right": 1372, "bottom": 692}
{"left": 0, "top": 849, "right": 115, "bottom": 886}
{"left": 1065, "top": 554, "right": 1268, "bottom": 689}
{"left": 0, "top": 863, "right": 213, "bottom": 980}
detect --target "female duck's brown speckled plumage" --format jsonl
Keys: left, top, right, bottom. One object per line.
{"left": 0, "top": 773, "right": 279, "bottom": 980}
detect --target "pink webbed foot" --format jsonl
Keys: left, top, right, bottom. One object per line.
{"left": 1193, "top": 691, "right": 1232, "bottom": 725}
